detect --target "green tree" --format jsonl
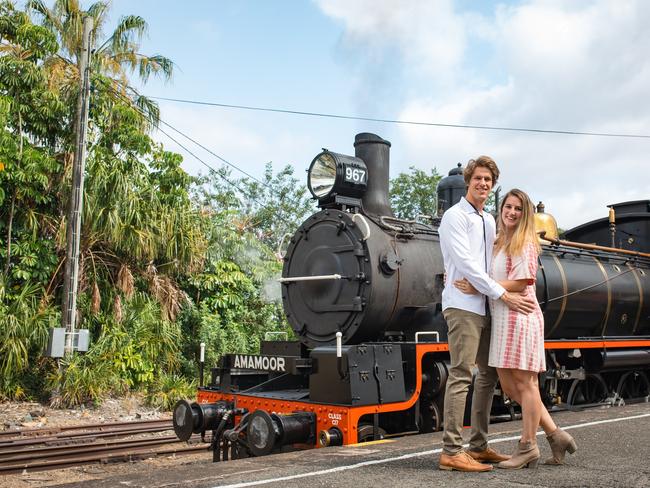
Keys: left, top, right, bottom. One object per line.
{"left": 389, "top": 166, "right": 442, "bottom": 220}
{"left": 0, "top": 1, "right": 207, "bottom": 404}
{"left": 23, "top": 0, "right": 203, "bottom": 324}
{"left": 0, "top": 1, "right": 64, "bottom": 281}
{"left": 178, "top": 199, "right": 290, "bottom": 375}
{"left": 0, "top": 279, "right": 58, "bottom": 400}
{"left": 194, "top": 162, "right": 315, "bottom": 251}
{"left": 27, "top": 0, "right": 173, "bottom": 127}
{"left": 0, "top": 1, "right": 301, "bottom": 407}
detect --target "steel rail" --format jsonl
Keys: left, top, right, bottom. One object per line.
{"left": 0, "top": 435, "right": 183, "bottom": 464}
{"left": 0, "top": 418, "right": 171, "bottom": 440}
{"left": 0, "top": 423, "right": 173, "bottom": 448}
{"left": 0, "top": 443, "right": 207, "bottom": 475}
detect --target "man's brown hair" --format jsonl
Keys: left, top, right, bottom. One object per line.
{"left": 463, "top": 155, "right": 500, "bottom": 185}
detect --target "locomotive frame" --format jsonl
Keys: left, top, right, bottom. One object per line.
{"left": 173, "top": 133, "right": 650, "bottom": 460}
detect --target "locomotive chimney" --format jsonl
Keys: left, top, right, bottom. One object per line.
{"left": 354, "top": 133, "right": 394, "bottom": 217}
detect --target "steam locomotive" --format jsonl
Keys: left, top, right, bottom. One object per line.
{"left": 173, "top": 133, "right": 650, "bottom": 460}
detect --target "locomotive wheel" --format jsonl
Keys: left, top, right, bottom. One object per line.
{"left": 615, "top": 371, "right": 650, "bottom": 401}
{"left": 428, "top": 399, "right": 443, "bottom": 432}
{"left": 504, "top": 396, "right": 518, "bottom": 421}
{"left": 357, "top": 424, "right": 386, "bottom": 443}
{"left": 566, "top": 374, "right": 609, "bottom": 406}
{"left": 419, "top": 398, "right": 443, "bottom": 433}
{"left": 424, "top": 361, "right": 449, "bottom": 397}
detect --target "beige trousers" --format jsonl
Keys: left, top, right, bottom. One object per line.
{"left": 442, "top": 307, "right": 498, "bottom": 454}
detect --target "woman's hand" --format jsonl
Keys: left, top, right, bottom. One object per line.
{"left": 454, "top": 277, "right": 479, "bottom": 295}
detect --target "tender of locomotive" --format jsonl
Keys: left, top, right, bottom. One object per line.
{"left": 173, "top": 133, "right": 650, "bottom": 460}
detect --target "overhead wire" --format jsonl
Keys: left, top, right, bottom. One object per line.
{"left": 96, "top": 80, "right": 269, "bottom": 191}
{"left": 93, "top": 78, "right": 313, "bottom": 231}
{"left": 157, "top": 120, "right": 272, "bottom": 191}
{"left": 148, "top": 96, "right": 650, "bottom": 140}
{"left": 149, "top": 129, "right": 310, "bottom": 244}
{"left": 94, "top": 78, "right": 255, "bottom": 198}
{"left": 155, "top": 121, "right": 313, "bottom": 237}
{"left": 155, "top": 125, "right": 250, "bottom": 196}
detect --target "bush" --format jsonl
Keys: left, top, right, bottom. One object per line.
{"left": 47, "top": 353, "right": 127, "bottom": 408}
{"left": 145, "top": 373, "right": 196, "bottom": 411}
{"left": 0, "top": 376, "right": 26, "bottom": 401}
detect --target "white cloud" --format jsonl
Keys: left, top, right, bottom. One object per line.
{"left": 317, "top": 0, "right": 466, "bottom": 84}
{"left": 317, "top": 0, "right": 650, "bottom": 229}
{"left": 154, "top": 103, "right": 266, "bottom": 178}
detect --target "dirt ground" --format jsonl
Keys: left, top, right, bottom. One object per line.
{"left": 1, "top": 395, "right": 165, "bottom": 431}
{"left": 0, "top": 396, "right": 209, "bottom": 488}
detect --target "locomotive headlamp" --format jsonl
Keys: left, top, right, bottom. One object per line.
{"left": 307, "top": 150, "right": 368, "bottom": 204}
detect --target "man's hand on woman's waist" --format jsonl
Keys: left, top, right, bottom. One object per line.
{"left": 500, "top": 291, "right": 536, "bottom": 314}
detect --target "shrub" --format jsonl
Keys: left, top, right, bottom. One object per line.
{"left": 0, "top": 376, "right": 26, "bottom": 401}
{"left": 47, "top": 353, "right": 127, "bottom": 408}
{"left": 145, "top": 373, "right": 196, "bottom": 411}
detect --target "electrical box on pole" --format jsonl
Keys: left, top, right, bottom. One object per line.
{"left": 46, "top": 328, "right": 90, "bottom": 358}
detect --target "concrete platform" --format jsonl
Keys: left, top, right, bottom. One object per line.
{"left": 58, "top": 402, "right": 650, "bottom": 488}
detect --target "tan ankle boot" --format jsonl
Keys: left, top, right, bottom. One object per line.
{"left": 497, "top": 440, "right": 540, "bottom": 469}
{"left": 545, "top": 428, "right": 578, "bottom": 465}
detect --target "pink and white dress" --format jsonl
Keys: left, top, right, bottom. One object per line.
{"left": 488, "top": 242, "right": 546, "bottom": 372}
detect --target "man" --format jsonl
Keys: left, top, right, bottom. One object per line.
{"left": 438, "top": 156, "right": 535, "bottom": 472}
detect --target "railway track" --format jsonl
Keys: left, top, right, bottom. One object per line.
{"left": 0, "top": 418, "right": 207, "bottom": 475}
{"left": 4, "top": 394, "right": 647, "bottom": 475}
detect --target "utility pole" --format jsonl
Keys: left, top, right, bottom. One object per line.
{"left": 61, "top": 16, "right": 93, "bottom": 355}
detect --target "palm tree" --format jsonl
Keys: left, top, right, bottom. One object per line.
{"left": 0, "top": 1, "right": 204, "bottom": 404}
{"left": 25, "top": 1, "right": 203, "bottom": 321}
{"left": 27, "top": 0, "right": 173, "bottom": 127}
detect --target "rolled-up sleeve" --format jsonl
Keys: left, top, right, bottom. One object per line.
{"left": 508, "top": 242, "right": 538, "bottom": 285}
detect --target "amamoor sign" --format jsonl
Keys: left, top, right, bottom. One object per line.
{"left": 232, "top": 354, "right": 286, "bottom": 373}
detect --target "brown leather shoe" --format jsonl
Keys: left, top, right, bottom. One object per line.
{"left": 439, "top": 451, "right": 493, "bottom": 472}
{"left": 467, "top": 446, "right": 511, "bottom": 463}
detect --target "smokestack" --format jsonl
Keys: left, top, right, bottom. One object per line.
{"left": 354, "top": 133, "right": 393, "bottom": 217}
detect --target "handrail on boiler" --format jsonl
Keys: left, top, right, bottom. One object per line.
{"left": 278, "top": 274, "right": 344, "bottom": 283}
{"left": 539, "top": 232, "right": 650, "bottom": 259}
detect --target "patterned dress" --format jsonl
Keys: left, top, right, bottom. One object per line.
{"left": 488, "top": 242, "right": 546, "bottom": 372}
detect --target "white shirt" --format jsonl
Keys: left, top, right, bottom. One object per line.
{"left": 439, "top": 197, "right": 505, "bottom": 315}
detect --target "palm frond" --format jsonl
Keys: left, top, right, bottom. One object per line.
{"left": 26, "top": 0, "right": 64, "bottom": 35}
{"left": 133, "top": 93, "right": 159, "bottom": 127}
{"left": 91, "top": 281, "right": 101, "bottom": 314}
{"left": 137, "top": 53, "right": 173, "bottom": 82}
{"left": 105, "top": 15, "right": 147, "bottom": 53}
{"left": 113, "top": 293, "right": 122, "bottom": 322}
{"left": 117, "top": 263, "right": 134, "bottom": 299}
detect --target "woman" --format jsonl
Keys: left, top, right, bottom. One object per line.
{"left": 455, "top": 189, "right": 577, "bottom": 469}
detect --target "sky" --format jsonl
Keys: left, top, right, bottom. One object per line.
{"left": 97, "top": 0, "right": 649, "bottom": 229}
